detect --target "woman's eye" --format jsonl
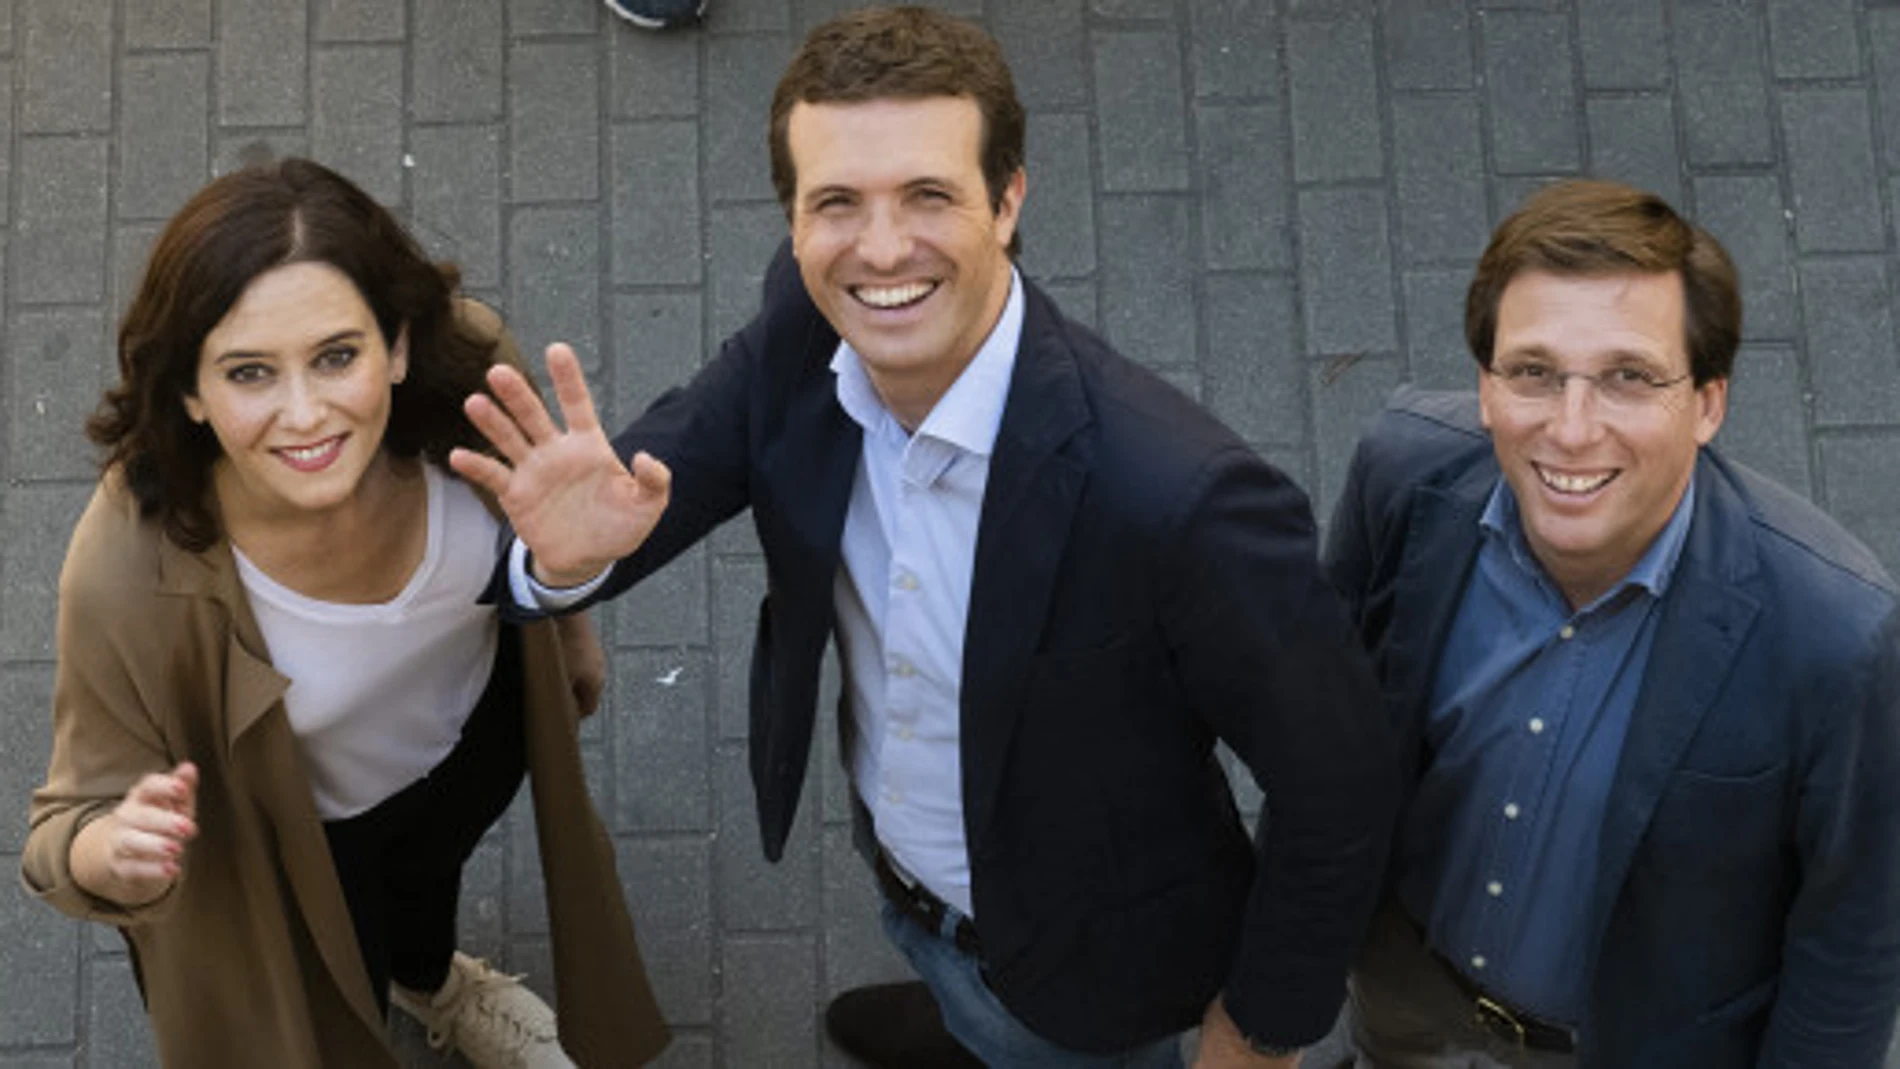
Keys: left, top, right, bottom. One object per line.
{"left": 225, "top": 363, "right": 270, "bottom": 385}
{"left": 315, "top": 346, "right": 358, "bottom": 371}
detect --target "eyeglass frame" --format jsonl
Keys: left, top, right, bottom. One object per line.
{"left": 1484, "top": 360, "right": 1696, "bottom": 408}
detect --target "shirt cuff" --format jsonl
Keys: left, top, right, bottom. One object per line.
{"left": 507, "top": 537, "right": 610, "bottom": 610}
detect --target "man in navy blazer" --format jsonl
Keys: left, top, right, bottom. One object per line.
{"left": 453, "top": 7, "right": 1395, "bottom": 1067}
{"left": 1325, "top": 179, "right": 1900, "bottom": 1067}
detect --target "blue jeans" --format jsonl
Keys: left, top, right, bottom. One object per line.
{"left": 879, "top": 899, "right": 1186, "bottom": 1069}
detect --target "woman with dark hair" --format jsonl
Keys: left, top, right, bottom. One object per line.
{"left": 22, "top": 159, "right": 668, "bottom": 1069}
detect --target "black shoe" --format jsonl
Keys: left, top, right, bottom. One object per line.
{"left": 603, "top": 0, "right": 705, "bottom": 30}
{"left": 825, "top": 982, "right": 986, "bottom": 1068}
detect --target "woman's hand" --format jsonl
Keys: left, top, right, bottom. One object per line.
{"left": 71, "top": 762, "right": 200, "bottom": 908}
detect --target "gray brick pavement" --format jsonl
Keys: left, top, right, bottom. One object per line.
{"left": 2, "top": 2, "right": 1897, "bottom": 1067}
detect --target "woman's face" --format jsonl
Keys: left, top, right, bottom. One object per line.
{"left": 184, "top": 261, "right": 407, "bottom": 521}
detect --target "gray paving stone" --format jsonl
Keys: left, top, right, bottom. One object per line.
{"left": 213, "top": 129, "right": 310, "bottom": 176}
{"left": 0, "top": 69, "right": 13, "bottom": 226}
{"left": 1402, "top": 266, "right": 1478, "bottom": 390}
{"left": 794, "top": 0, "right": 977, "bottom": 32}
{"left": 0, "top": 1055, "right": 76, "bottom": 1068}
{"left": 1287, "top": 13, "right": 1384, "bottom": 182}
{"left": 820, "top": 824, "right": 911, "bottom": 995}
{"left": 990, "top": 1, "right": 1089, "bottom": 111}
{"left": 508, "top": 207, "right": 601, "bottom": 374}
{"left": 611, "top": 649, "right": 713, "bottom": 833}
{"left": 311, "top": 44, "right": 404, "bottom": 205}
{"left": 510, "top": 0, "right": 599, "bottom": 35}
{"left": 87, "top": 956, "right": 157, "bottom": 1064}
{"left": 1874, "top": 11, "right": 1900, "bottom": 174}
{"left": 712, "top": 555, "right": 767, "bottom": 742}
{"left": 1203, "top": 273, "right": 1304, "bottom": 448}
{"left": 1189, "top": 0, "right": 1280, "bottom": 100}
{"left": 708, "top": 203, "right": 793, "bottom": 340}
{"left": 812, "top": 647, "right": 849, "bottom": 826}
{"left": 1765, "top": 0, "right": 1859, "bottom": 80}
{"left": 612, "top": 121, "right": 701, "bottom": 285}
{"left": 1195, "top": 103, "right": 1291, "bottom": 272}
{"left": 714, "top": 745, "right": 821, "bottom": 930}
{"left": 1099, "top": 195, "right": 1196, "bottom": 371}
{"left": 411, "top": 0, "right": 503, "bottom": 123}
{"left": 1391, "top": 93, "right": 1489, "bottom": 264}
{"left": 1092, "top": 30, "right": 1191, "bottom": 193}
{"left": 315, "top": 0, "right": 402, "bottom": 41}
{"left": 1297, "top": 187, "right": 1398, "bottom": 357}
{"left": 1693, "top": 174, "right": 1797, "bottom": 341}
{"left": 617, "top": 837, "right": 715, "bottom": 1024}
{"left": 704, "top": 0, "right": 790, "bottom": 34}
{"left": 611, "top": 291, "right": 708, "bottom": 432}
{"left": 111, "top": 224, "right": 162, "bottom": 323}
{"left": 1382, "top": 0, "right": 1474, "bottom": 91}
{"left": 20, "top": 0, "right": 110, "bottom": 135}
{"left": 611, "top": 20, "right": 700, "bottom": 119}
{"left": 1037, "top": 277, "right": 1098, "bottom": 332}
{"left": 1481, "top": 10, "right": 1581, "bottom": 175}
{"left": 8, "top": 309, "right": 105, "bottom": 482}
{"left": 1800, "top": 257, "right": 1900, "bottom": 427}
{"left": 455, "top": 839, "right": 506, "bottom": 962}
{"left": 503, "top": 791, "right": 550, "bottom": 935}
{"left": 14, "top": 136, "right": 107, "bottom": 305}
{"left": 1312, "top": 355, "right": 1404, "bottom": 519}
{"left": 705, "top": 35, "right": 790, "bottom": 205}
{"left": 217, "top": 0, "right": 307, "bottom": 127}
{"left": 0, "top": 881, "right": 76, "bottom": 1045}
{"left": 1266, "top": 442, "right": 1314, "bottom": 499}
{"left": 0, "top": 2, "right": 11, "bottom": 53}
{"left": 1672, "top": 3, "right": 1775, "bottom": 167}
{"left": 1020, "top": 112, "right": 1096, "bottom": 279}
{"left": 720, "top": 935, "right": 818, "bottom": 1069}
{"left": 117, "top": 55, "right": 210, "bottom": 222}
{"left": 1585, "top": 94, "right": 1682, "bottom": 209}
{"left": 0, "top": 668, "right": 52, "bottom": 854}
{"left": 1576, "top": 0, "right": 1669, "bottom": 89}
{"left": 1720, "top": 345, "right": 1812, "bottom": 499}
{"left": 650, "top": 1034, "right": 714, "bottom": 1069}
{"left": 1781, "top": 89, "right": 1886, "bottom": 254}
{"left": 125, "top": 0, "right": 211, "bottom": 49}
{"left": 1819, "top": 433, "right": 1900, "bottom": 575}
{"left": 511, "top": 41, "right": 601, "bottom": 204}
{"left": 407, "top": 124, "right": 503, "bottom": 289}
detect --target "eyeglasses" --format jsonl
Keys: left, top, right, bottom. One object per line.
{"left": 1486, "top": 362, "right": 1693, "bottom": 408}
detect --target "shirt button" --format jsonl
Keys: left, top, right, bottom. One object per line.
{"left": 1470, "top": 955, "right": 1487, "bottom": 970}
{"left": 1503, "top": 802, "right": 1521, "bottom": 820}
{"left": 1528, "top": 717, "right": 1545, "bottom": 734}
{"left": 1487, "top": 881, "right": 1504, "bottom": 897}
{"left": 883, "top": 787, "right": 903, "bottom": 804}
{"left": 1559, "top": 624, "right": 1576, "bottom": 640}
{"left": 891, "top": 659, "right": 915, "bottom": 678}
{"left": 895, "top": 572, "right": 919, "bottom": 592}
{"left": 894, "top": 724, "right": 915, "bottom": 741}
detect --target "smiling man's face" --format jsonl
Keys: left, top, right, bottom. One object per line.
{"left": 786, "top": 94, "right": 1023, "bottom": 428}
{"left": 1478, "top": 268, "right": 1727, "bottom": 607}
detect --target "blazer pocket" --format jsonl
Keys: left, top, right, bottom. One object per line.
{"left": 1643, "top": 764, "right": 1789, "bottom": 880}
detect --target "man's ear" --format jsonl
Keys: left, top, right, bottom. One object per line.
{"left": 993, "top": 167, "right": 1027, "bottom": 248}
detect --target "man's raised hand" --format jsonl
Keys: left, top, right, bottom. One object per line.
{"left": 450, "top": 343, "right": 672, "bottom": 588}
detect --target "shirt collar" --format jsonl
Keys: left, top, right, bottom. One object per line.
{"left": 829, "top": 269, "right": 1024, "bottom": 458}
{"left": 1480, "top": 473, "right": 1697, "bottom": 604}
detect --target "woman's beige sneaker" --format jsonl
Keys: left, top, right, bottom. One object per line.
{"left": 391, "top": 951, "right": 577, "bottom": 1069}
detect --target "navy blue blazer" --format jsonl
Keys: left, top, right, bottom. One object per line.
{"left": 548, "top": 246, "right": 1397, "bottom": 1051}
{"left": 1325, "top": 389, "right": 1900, "bottom": 1067}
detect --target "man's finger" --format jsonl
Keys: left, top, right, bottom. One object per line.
{"left": 545, "top": 344, "right": 604, "bottom": 436}
{"left": 487, "top": 362, "right": 564, "bottom": 445}
{"left": 449, "top": 447, "right": 514, "bottom": 499}
{"left": 464, "top": 392, "right": 534, "bottom": 465}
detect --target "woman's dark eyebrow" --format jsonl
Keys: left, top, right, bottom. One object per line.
{"left": 212, "top": 329, "right": 365, "bottom": 365}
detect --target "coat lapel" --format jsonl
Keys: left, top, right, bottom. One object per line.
{"left": 959, "top": 290, "right": 1093, "bottom": 847}
{"left": 1590, "top": 459, "right": 1761, "bottom": 932}
{"left": 1387, "top": 478, "right": 1488, "bottom": 738}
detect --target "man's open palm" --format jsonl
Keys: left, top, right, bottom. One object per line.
{"left": 450, "top": 343, "right": 671, "bottom": 588}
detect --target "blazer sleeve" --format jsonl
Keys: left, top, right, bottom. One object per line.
{"left": 1158, "top": 446, "right": 1400, "bottom": 1049}
{"left": 22, "top": 491, "right": 187, "bottom": 926}
{"left": 1758, "top": 605, "right": 1900, "bottom": 1066}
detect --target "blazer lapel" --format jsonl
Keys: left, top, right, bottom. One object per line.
{"left": 1386, "top": 469, "right": 1491, "bottom": 747}
{"left": 1591, "top": 463, "right": 1761, "bottom": 932}
{"left": 960, "top": 294, "right": 1093, "bottom": 847}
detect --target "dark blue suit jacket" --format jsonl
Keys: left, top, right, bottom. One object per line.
{"left": 550, "top": 246, "right": 1397, "bottom": 1051}
{"left": 1325, "top": 389, "right": 1900, "bottom": 1067}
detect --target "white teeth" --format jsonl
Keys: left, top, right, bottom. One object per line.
{"left": 854, "top": 281, "right": 935, "bottom": 308}
{"left": 281, "top": 440, "right": 337, "bottom": 462}
{"left": 1539, "top": 467, "right": 1614, "bottom": 494}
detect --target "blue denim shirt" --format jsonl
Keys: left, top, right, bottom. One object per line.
{"left": 1395, "top": 477, "right": 1696, "bottom": 1024}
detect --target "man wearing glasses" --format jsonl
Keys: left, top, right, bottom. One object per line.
{"left": 1325, "top": 179, "right": 1900, "bottom": 1067}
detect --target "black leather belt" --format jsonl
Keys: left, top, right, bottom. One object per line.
{"left": 873, "top": 851, "right": 981, "bottom": 956}
{"left": 1431, "top": 949, "right": 1577, "bottom": 1054}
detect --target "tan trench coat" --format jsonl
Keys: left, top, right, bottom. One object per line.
{"left": 22, "top": 313, "right": 668, "bottom": 1068}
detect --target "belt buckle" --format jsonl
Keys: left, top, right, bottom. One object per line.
{"left": 1473, "top": 994, "right": 1528, "bottom": 1048}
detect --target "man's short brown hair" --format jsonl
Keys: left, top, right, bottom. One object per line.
{"left": 1466, "top": 179, "right": 1742, "bottom": 384}
{"left": 768, "top": 5, "right": 1026, "bottom": 255}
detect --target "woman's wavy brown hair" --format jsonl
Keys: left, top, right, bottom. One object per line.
{"left": 90, "top": 158, "right": 498, "bottom": 551}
